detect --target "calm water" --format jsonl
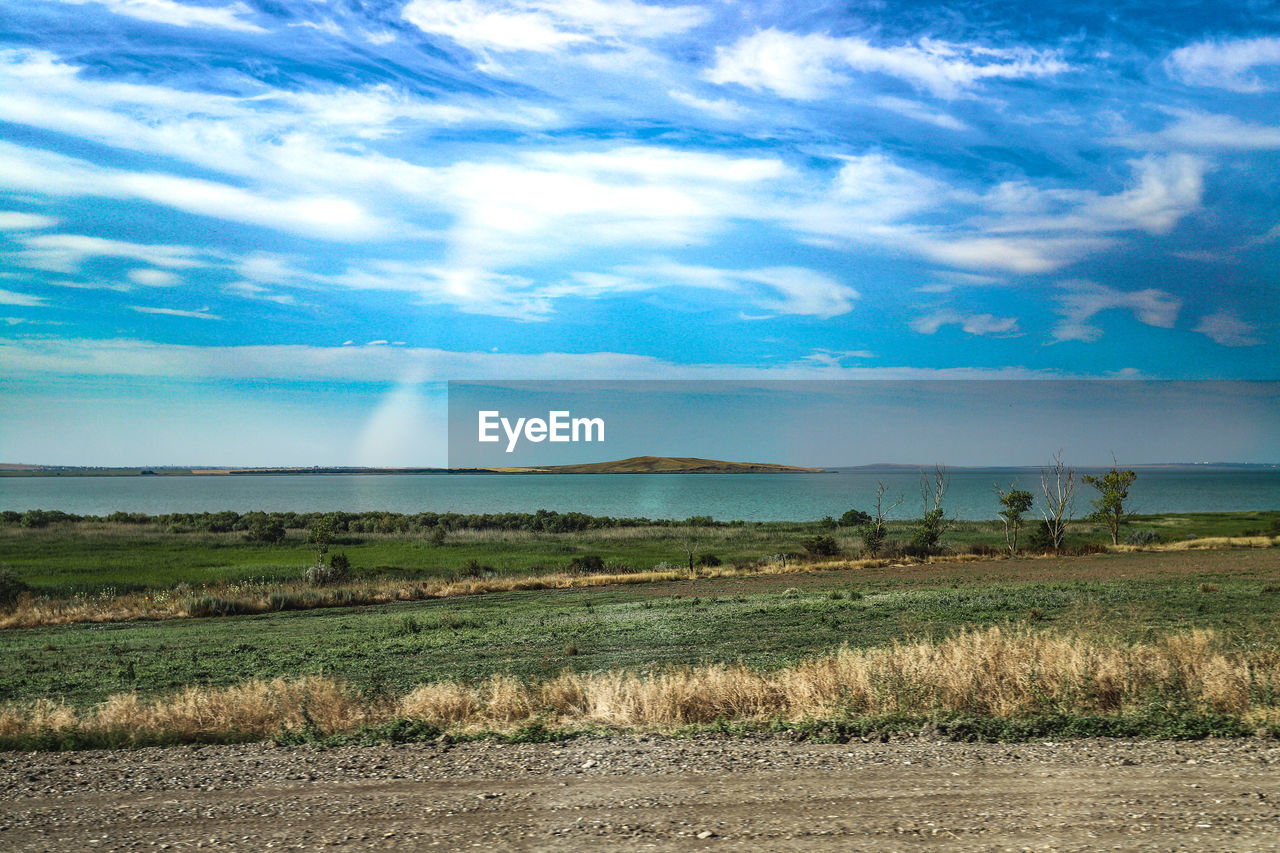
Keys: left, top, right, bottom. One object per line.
{"left": 2, "top": 468, "right": 1278, "bottom": 521}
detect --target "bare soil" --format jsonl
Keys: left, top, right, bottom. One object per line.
{"left": 3, "top": 735, "right": 1279, "bottom": 851}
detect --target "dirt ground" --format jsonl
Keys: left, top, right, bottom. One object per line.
{"left": 3, "top": 735, "right": 1278, "bottom": 851}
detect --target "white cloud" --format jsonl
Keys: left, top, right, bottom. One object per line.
{"left": 872, "top": 96, "right": 969, "bottom": 131}
{"left": 1193, "top": 310, "right": 1262, "bottom": 347}
{"left": 1052, "top": 281, "right": 1181, "bottom": 343}
{"left": 127, "top": 268, "right": 182, "bottom": 287}
{"left": 0, "top": 143, "right": 389, "bottom": 240}
{"left": 0, "top": 288, "right": 46, "bottom": 307}
{"left": 0, "top": 337, "right": 1056, "bottom": 382}
{"left": 911, "top": 310, "right": 1020, "bottom": 336}
{"left": 571, "top": 260, "right": 859, "bottom": 318}
{"left": 402, "top": 0, "right": 706, "bottom": 54}
{"left": 130, "top": 305, "right": 222, "bottom": 320}
{"left": 225, "top": 281, "right": 297, "bottom": 305}
{"left": 1130, "top": 111, "right": 1280, "bottom": 150}
{"left": 1166, "top": 36, "right": 1280, "bottom": 92}
{"left": 8, "top": 233, "right": 210, "bottom": 274}
{"left": 56, "top": 0, "right": 265, "bottom": 32}
{"left": 785, "top": 153, "right": 1196, "bottom": 276}
{"left": 982, "top": 155, "right": 1208, "bottom": 237}
{"left": 707, "top": 29, "right": 1067, "bottom": 100}
{"left": 0, "top": 211, "right": 56, "bottom": 231}
{"left": 667, "top": 89, "right": 745, "bottom": 120}
{"left": 430, "top": 147, "right": 787, "bottom": 271}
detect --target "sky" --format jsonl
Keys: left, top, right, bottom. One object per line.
{"left": 0, "top": 0, "right": 1277, "bottom": 466}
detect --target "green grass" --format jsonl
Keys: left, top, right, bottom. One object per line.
{"left": 3, "top": 567, "right": 1277, "bottom": 708}
{"left": 3, "top": 510, "right": 1277, "bottom": 596}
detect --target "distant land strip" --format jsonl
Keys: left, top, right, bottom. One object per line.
{"left": 0, "top": 457, "right": 830, "bottom": 476}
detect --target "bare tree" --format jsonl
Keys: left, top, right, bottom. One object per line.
{"left": 1039, "top": 451, "right": 1078, "bottom": 553}
{"left": 860, "top": 481, "right": 904, "bottom": 556}
{"left": 913, "top": 464, "right": 951, "bottom": 554}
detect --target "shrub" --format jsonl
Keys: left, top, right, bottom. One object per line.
{"left": 803, "top": 534, "right": 841, "bottom": 558}
{"left": 0, "top": 567, "right": 30, "bottom": 608}
{"left": 1027, "top": 521, "right": 1054, "bottom": 553}
{"left": 185, "top": 595, "right": 254, "bottom": 618}
{"left": 460, "top": 559, "right": 493, "bottom": 577}
{"left": 1125, "top": 529, "right": 1162, "bottom": 546}
{"left": 567, "top": 555, "right": 606, "bottom": 574}
{"left": 1197, "top": 583, "right": 1220, "bottom": 594}
{"left": 696, "top": 553, "right": 722, "bottom": 567}
{"left": 304, "top": 553, "right": 353, "bottom": 586}
{"left": 840, "top": 509, "right": 872, "bottom": 526}
{"left": 246, "top": 518, "right": 286, "bottom": 544}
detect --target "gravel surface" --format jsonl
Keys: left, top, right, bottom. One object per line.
{"left": 2, "top": 734, "right": 1279, "bottom": 851}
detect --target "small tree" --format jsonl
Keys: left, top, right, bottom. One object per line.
{"left": 912, "top": 464, "right": 950, "bottom": 554}
{"left": 840, "top": 508, "right": 871, "bottom": 526}
{"left": 803, "top": 534, "right": 841, "bottom": 558}
{"left": 1039, "top": 451, "right": 1078, "bottom": 553}
{"left": 1084, "top": 458, "right": 1137, "bottom": 546}
{"left": 309, "top": 516, "right": 336, "bottom": 565}
{"left": 994, "top": 486, "right": 1034, "bottom": 555}
{"left": 859, "top": 481, "right": 903, "bottom": 557}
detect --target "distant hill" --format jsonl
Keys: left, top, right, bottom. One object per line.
{"left": 489, "top": 456, "right": 828, "bottom": 474}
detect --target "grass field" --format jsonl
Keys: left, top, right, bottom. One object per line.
{"left": 0, "top": 513, "right": 1277, "bottom": 747}
{"left": 3, "top": 510, "right": 1278, "bottom": 595}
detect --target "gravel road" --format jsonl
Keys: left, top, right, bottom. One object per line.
{"left": 2, "top": 735, "right": 1278, "bottom": 851}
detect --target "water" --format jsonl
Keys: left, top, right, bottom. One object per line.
{"left": 2, "top": 467, "right": 1277, "bottom": 521}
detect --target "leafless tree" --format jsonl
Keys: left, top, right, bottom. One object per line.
{"left": 861, "top": 481, "right": 904, "bottom": 556}
{"left": 1040, "top": 451, "right": 1078, "bottom": 552}
{"left": 914, "top": 464, "right": 951, "bottom": 553}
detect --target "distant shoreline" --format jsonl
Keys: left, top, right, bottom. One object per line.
{"left": 2, "top": 459, "right": 1275, "bottom": 477}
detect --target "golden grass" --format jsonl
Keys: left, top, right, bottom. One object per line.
{"left": 3, "top": 627, "right": 1277, "bottom": 744}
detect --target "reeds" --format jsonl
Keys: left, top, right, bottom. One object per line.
{"left": 4, "top": 627, "right": 1277, "bottom": 745}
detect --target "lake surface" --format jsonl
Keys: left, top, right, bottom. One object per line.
{"left": 2, "top": 467, "right": 1277, "bottom": 521}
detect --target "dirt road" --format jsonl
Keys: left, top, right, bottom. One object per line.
{"left": 2, "top": 735, "right": 1278, "bottom": 851}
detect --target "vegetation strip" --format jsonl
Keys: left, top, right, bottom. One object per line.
{"left": 2, "top": 626, "right": 1276, "bottom": 750}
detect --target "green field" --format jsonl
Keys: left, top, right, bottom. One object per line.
{"left": 3, "top": 510, "right": 1277, "bottom": 595}
{"left": 2, "top": 548, "right": 1277, "bottom": 708}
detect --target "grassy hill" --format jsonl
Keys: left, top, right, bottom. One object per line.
{"left": 490, "top": 456, "right": 827, "bottom": 474}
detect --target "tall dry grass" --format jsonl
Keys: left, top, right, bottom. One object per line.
{"left": 4, "top": 627, "right": 1277, "bottom": 745}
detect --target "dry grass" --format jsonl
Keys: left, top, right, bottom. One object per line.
{"left": 4, "top": 627, "right": 1277, "bottom": 745}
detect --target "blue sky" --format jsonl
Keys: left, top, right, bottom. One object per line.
{"left": 0, "top": 0, "right": 1277, "bottom": 465}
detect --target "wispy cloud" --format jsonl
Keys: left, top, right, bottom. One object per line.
{"left": 0, "top": 337, "right": 1056, "bottom": 382}
{"left": 707, "top": 29, "right": 1067, "bottom": 100}
{"left": 0, "top": 211, "right": 56, "bottom": 231}
{"left": 0, "top": 143, "right": 389, "bottom": 240}
{"left": 8, "top": 233, "right": 211, "bottom": 274}
{"left": 402, "top": 0, "right": 706, "bottom": 55}
{"left": 1194, "top": 310, "right": 1262, "bottom": 347}
{"left": 1051, "top": 281, "right": 1180, "bottom": 343}
{"left": 569, "top": 260, "right": 860, "bottom": 318}
{"left": 1125, "top": 110, "right": 1280, "bottom": 150}
{"left": 56, "top": 0, "right": 265, "bottom": 33}
{"left": 1166, "top": 36, "right": 1280, "bottom": 92}
{"left": 0, "top": 288, "right": 46, "bottom": 307}
{"left": 127, "top": 269, "right": 183, "bottom": 287}
{"left": 911, "top": 310, "right": 1020, "bottom": 337}
{"left": 130, "top": 305, "right": 221, "bottom": 320}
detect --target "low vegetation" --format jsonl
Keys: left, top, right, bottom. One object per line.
{"left": 2, "top": 626, "right": 1276, "bottom": 749}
